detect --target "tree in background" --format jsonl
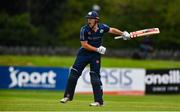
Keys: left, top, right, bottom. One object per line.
{"left": 0, "top": 0, "right": 179, "bottom": 49}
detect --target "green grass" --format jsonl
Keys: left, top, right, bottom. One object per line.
{"left": 0, "top": 55, "right": 180, "bottom": 69}
{"left": 0, "top": 90, "right": 180, "bottom": 111}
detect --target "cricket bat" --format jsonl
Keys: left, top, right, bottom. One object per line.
{"left": 114, "top": 28, "right": 160, "bottom": 39}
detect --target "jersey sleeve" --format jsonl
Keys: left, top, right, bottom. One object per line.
{"left": 102, "top": 24, "right": 110, "bottom": 33}
{"left": 80, "top": 27, "right": 88, "bottom": 41}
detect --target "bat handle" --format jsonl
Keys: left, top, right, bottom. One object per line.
{"left": 114, "top": 36, "right": 123, "bottom": 39}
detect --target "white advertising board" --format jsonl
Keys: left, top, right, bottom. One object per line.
{"left": 76, "top": 68, "right": 145, "bottom": 95}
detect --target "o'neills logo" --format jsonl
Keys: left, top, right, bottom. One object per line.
{"left": 145, "top": 70, "right": 180, "bottom": 85}
{"left": 9, "top": 67, "right": 57, "bottom": 88}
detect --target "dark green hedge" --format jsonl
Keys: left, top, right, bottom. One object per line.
{"left": 0, "top": 0, "right": 179, "bottom": 49}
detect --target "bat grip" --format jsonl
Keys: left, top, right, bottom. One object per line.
{"left": 114, "top": 36, "right": 123, "bottom": 39}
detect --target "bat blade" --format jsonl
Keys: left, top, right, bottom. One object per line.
{"left": 114, "top": 28, "right": 160, "bottom": 39}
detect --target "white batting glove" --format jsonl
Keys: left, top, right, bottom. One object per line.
{"left": 122, "top": 31, "right": 131, "bottom": 40}
{"left": 97, "top": 46, "right": 106, "bottom": 54}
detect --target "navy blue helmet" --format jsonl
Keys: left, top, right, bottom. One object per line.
{"left": 85, "top": 11, "right": 99, "bottom": 20}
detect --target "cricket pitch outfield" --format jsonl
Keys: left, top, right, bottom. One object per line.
{"left": 0, "top": 90, "right": 180, "bottom": 111}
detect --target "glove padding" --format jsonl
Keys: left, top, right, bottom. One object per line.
{"left": 97, "top": 46, "right": 106, "bottom": 54}
{"left": 122, "top": 31, "right": 131, "bottom": 40}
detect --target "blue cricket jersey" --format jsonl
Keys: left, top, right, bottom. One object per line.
{"left": 79, "top": 23, "right": 110, "bottom": 53}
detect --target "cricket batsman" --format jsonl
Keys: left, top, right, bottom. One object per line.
{"left": 60, "top": 11, "right": 131, "bottom": 106}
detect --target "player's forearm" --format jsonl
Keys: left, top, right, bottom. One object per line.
{"left": 83, "top": 44, "right": 97, "bottom": 51}
{"left": 109, "top": 27, "right": 123, "bottom": 35}
{"left": 81, "top": 41, "right": 97, "bottom": 52}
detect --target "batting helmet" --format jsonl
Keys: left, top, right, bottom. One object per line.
{"left": 85, "top": 11, "right": 99, "bottom": 20}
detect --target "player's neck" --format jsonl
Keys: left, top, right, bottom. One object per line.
{"left": 92, "top": 24, "right": 98, "bottom": 32}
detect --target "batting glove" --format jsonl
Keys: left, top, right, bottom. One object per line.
{"left": 97, "top": 46, "right": 106, "bottom": 54}
{"left": 122, "top": 31, "right": 131, "bottom": 40}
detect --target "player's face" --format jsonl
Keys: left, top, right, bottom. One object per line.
{"left": 87, "top": 18, "right": 96, "bottom": 28}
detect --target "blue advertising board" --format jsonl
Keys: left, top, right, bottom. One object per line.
{"left": 0, "top": 66, "right": 69, "bottom": 90}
